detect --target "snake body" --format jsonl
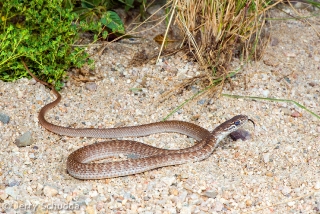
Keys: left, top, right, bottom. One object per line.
{"left": 23, "top": 62, "right": 250, "bottom": 179}
{"left": 67, "top": 116, "right": 248, "bottom": 179}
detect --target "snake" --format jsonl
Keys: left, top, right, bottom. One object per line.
{"left": 22, "top": 61, "right": 252, "bottom": 180}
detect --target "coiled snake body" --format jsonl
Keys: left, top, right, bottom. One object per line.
{"left": 23, "top": 62, "right": 250, "bottom": 179}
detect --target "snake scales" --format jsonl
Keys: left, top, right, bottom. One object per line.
{"left": 23, "top": 62, "right": 251, "bottom": 180}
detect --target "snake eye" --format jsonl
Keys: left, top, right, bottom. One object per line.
{"left": 234, "top": 120, "right": 241, "bottom": 126}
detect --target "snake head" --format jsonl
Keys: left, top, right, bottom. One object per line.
{"left": 213, "top": 115, "right": 250, "bottom": 142}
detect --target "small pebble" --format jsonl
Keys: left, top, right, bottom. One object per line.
{"left": 314, "top": 181, "right": 320, "bottom": 190}
{"left": 149, "top": 174, "right": 155, "bottom": 179}
{"left": 86, "top": 205, "right": 97, "bottom": 214}
{"left": 37, "top": 183, "right": 44, "bottom": 191}
{"left": 285, "top": 52, "right": 296, "bottom": 57}
{"left": 169, "top": 188, "right": 179, "bottom": 196}
{"left": 271, "top": 37, "right": 279, "bottom": 46}
{"left": 15, "top": 131, "right": 33, "bottom": 147}
{"left": 282, "top": 108, "right": 291, "bottom": 116}
{"left": 214, "top": 201, "right": 224, "bottom": 212}
{"left": 0, "top": 112, "right": 10, "bottom": 124}
{"left": 262, "top": 90, "right": 270, "bottom": 97}
{"left": 29, "top": 78, "right": 37, "bottom": 85}
{"left": 17, "top": 90, "right": 23, "bottom": 98}
{"left": 85, "top": 82, "right": 98, "bottom": 91}
{"left": 266, "top": 171, "right": 273, "bottom": 177}
{"left": 143, "top": 196, "right": 150, "bottom": 201}
{"left": 131, "top": 203, "right": 138, "bottom": 212}
{"left": 29, "top": 153, "right": 35, "bottom": 159}
{"left": 123, "top": 192, "right": 135, "bottom": 199}
{"left": 308, "top": 82, "right": 316, "bottom": 87}
{"left": 43, "top": 185, "right": 58, "bottom": 197}
{"left": 204, "top": 190, "right": 218, "bottom": 198}
{"left": 263, "top": 153, "right": 270, "bottom": 163}
{"left": 291, "top": 111, "right": 302, "bottom": 117}
{"left": 8, "top": 179, "right": 20, "bottom": 187}
{"left": 180, "top": 173, "right": 189, "bottom": 179}
{"left": 284, "top": 76, "right": 291, "bottom": 83}
{"left": 246, "top": 199, "right": 253, "bottom": 206}
{"left": 281, "top": 186, "right": 292, "bottom": 195}
{"left": 97, "top": 185, "right": 104, "bottom": 194}
{"left": 197, "top": 99, "right": 206, "bottom": 105}
{"left": 161, "top": 176, "right": 175, "bottom": 186}
{"left": 180, "top": 206, "right": 192, "bottom": 214}
{"left": 5, "top": 187, "right": 18, "bottom": 199}
{"left": 234, "top": 152, "right": 240, "bottom": 158}
{"left": 96, "top": 202, "right": 104, "bottom": 211}
{"left": 89, "top": 190, "right": 98, "bottom": 197}
{"left": 0, "top": 190, "right": 8, "bottom": 200}
{"left": 288, "top": 201, "right": 295, "bottom": 207}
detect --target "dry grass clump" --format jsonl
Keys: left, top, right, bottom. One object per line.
{"left": 173, "top": 0, "right": 279, "bottom": 83}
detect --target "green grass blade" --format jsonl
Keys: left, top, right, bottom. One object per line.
{"left": 162, "top": 70, "right": 239, "bottom": 121}
{"left": 222, "top": 94, "right": 320, "bottom": 120}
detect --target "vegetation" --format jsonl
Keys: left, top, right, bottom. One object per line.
{"left": 63, "top": 0, "right": 146, "bottom": 39}
{"left": 174, "top": 0, "right": 274, "bottom": 83}
{"left": 2, "top": 0, "right": 318, "bottom": 91}
{"left": 0, "top": 0, "right": 86, "bottom": 89}
{"left": 0, "top": 0, "right": 145, "bottom": 89}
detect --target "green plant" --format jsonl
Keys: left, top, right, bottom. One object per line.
{"left": 63, "top": 0, "right": 147, "bottom": 39}
{"left": 0, "top": 0, "right": 90, "bottom": 89}
{"left": 79, "top": 10, "right": 126, "bottom": 40}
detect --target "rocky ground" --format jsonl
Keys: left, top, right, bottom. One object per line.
{"left": 0, "top": 3, "right": 319, "bottom": 214}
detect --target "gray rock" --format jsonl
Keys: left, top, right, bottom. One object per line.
{"left": 270, "top": 37, "right": 279, "bottom": 46}
{"left": 197, "top": 99, "right": 206, "bottom": 105}
{"left": 8, "top": 179, "right": 20, "bottom": 187}
{"left": 85, "top": 82, "right": 97, "bottom": 91}
{"left": 204, "top": 190, "right": 218, "bottom": 198}
{"left": 123, "top": 192, "right": 136, "bottom": 199}
{"left": 15, "top": 131, "right": 33, "bottom": 147}
{"left": 0, "top": 112, "right": 10, "bottom": 124}
{"left": 143, "top": 196, "right": 150, "bottom": 201}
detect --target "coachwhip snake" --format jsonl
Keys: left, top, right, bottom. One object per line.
{"left": 23, "top": 62, "right": 252, "bottom": 179}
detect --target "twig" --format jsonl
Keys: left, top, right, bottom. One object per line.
{"left": 156, "top": 0, "right": 178, "bottom": 64}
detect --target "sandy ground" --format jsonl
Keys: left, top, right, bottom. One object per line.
{"left": 0, "top": 5, "right": 319, "bottom": 214}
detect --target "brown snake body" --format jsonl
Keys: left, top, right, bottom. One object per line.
{"left": 23, "top": 62, "right": 251, "bottom": 179}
